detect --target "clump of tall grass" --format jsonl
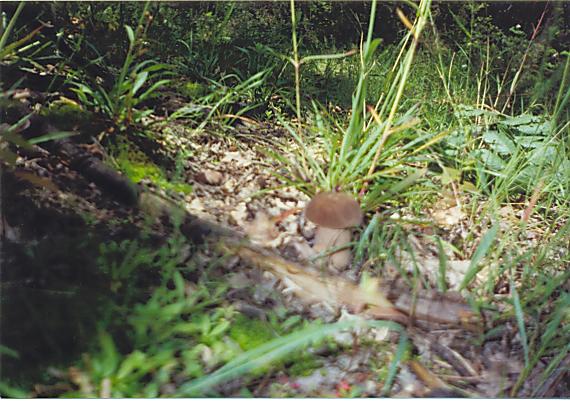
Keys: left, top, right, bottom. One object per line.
{"left": 270, "top": 0, "right": 438, "bottom": 212}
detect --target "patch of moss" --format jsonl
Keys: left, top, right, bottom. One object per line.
{"left": 42, "top": 98, "right": 93, "bottom": 130}
{"left": 114, "top": 144, "right": 192, "bottom": 195}
{"left": 229, "top": 314, "right": 275, "bottom": 351}
{"left": 179, "top": 81, "right": 207, "bottom": 99}
{"left": 288, "top": 354, "right": 322, "bottom": 377}
{"left": 117, "top": 153, "right": 163, "bottom": 183}
{"left": 167, "top": 180, "right": 193, "bottom": 195}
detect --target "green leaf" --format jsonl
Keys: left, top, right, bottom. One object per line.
{"left": 482, "top": 130, "right": 516, "bottom": 155}
{"left": 28, "top": 131, "right": 77, "bottom": 145}
{"left": 179, "top": 319, "right": 404, "bottom": 397}
{"left": 513, "top": 135, "right": 545, "bottom": 148}
{"left": 125, "top": 25, "right": 135, "bottom": 45}
{"left": 473, "top": 149, "right": 505, "bottom": 171}
{"left": 0, "top": 381, "right": 29, "bottom": 398}
{"left": 381, "top": 333, "right": 408, "bottom": 396}
{"left": 500, "top": 114, "right": 539, "bottom": 126}
{"left": 199, "top": 314, "right": 211, "bottom": 336}
{"left": 98, "top": 330, "right": 120, "bottom": 377}
{"left": 116, "top": 350, "right": 146, "bottom": 380}
{"left": 138, "top": 79, "right": 171, "bottom": 102}
{"left": 173, "top": 271, "right": 185, "bottom": 298}
{"left": 0, "top": 344, "right": 19, "bottom": 359}
{"left": 454, "top": 105, "right": 492, "bottom": 118}
{"left": 132, "top": 71, "right": 149, "bottom": 96}
{"left": 436, "top": 237, "right": 448, "bottom": 293}
{"left": 511, "top": 281, "right": 529, "bottom": 368}
{"left": 516, "top": 122, "right": 550, "bottom": 136}
{"left": 459, "top": 224, "right": 499, "bottom": 290}
{"left": 1, "top": 129, "right": 33, "bottom": 150}
{"left": 173, "top": 322, "right": 201, "bottom": 335}
{"left": 210, "top": 320, "right": 231, "bottom": 337}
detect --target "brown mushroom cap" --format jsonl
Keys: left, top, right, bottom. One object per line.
{"left": 305, "top": 192, "right": 363, "bottom": 229}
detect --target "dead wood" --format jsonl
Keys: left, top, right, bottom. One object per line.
{"left": 138, "top": 192, "right": 481, "bottom": 330}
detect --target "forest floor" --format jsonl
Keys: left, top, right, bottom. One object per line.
{"left": 2, "top": 96, "right": 569, "bottom": 397}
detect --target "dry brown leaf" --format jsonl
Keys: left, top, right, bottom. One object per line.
{"left": 195, "top": 169, "right": 223, "bottom": 186}
{"left": 244, "top": 211, "right": 279, "bottom": 245}
{"left": 433, "top": 204, "right": 465, "bottom": 228}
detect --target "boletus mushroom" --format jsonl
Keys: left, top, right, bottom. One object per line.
{"left": 305, "top": 191, "right": 363, "bottom": 270}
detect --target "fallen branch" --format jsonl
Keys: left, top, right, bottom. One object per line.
{"left": 139, "top": 192, "right": 480, "bottom": 330}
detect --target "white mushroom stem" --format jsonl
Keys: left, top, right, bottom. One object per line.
{"left": 313, "top": 226, "right": 352, "bottom": 270}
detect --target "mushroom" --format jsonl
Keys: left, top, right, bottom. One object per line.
{"left": 305, "top": 191, "right": 363, "bottom": 270}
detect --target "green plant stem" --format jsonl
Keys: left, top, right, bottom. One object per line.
{"left": 361, "top": 0, "right": 431, "bottom": 194}
{"left": 0, "top": 2, "right": 25, "bottom": 52}
{"left": 553, "top": 52, "right": 570, "bottom": 129}
{"left": 500, "top": 7, "right": 547, "bottom": 113}
{"left": 341, "top": 0, "right": 378, "bottom": 161}
{"left": 290, "top": 0, "right": 302, "bottom": 132}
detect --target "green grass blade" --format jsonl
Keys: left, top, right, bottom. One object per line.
{"left": 511, "top": 280, "right": 529, "bottom": 367}
{"left": 178, "top": 319, "right": 403, "bottom": 397}
{"left": 28, "top": 131, "right": 77, "bottom": 145}
{"left": 436, "top": 236, "right": 448, "bottom": 293}
{"left": 459, "top": 223, "right": 499, "bottom": 290}
{"left": 381, "top": 332, "right": 409, "bottom": 396}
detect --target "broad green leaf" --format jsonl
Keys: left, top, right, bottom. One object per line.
{"left": 500, "top": 114, "right": 539, "bottom": 126}
{"left": 482, "top": 130, "right": 516, "bottom": 155}
{"left": 514, "top": 136, "right": 546, "bottom": 148}
{"left": 162, "top": 302, "right": 184, "bottom": 318}
{"left": 516, "top": 121, "right": 550, "bottom": 135}
{"left": 441, "top": 166, "right": 461, "bottom": 185}
{"left": 473, "top": 149, "right": 505, "bottom": 171}
{"left": 454, "top": 105, "right": 491, "bottom": 118}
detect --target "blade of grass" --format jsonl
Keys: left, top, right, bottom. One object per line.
{"left": 436, "top": 236, "right": 448, "bottom": 293}
{"left": 459, "top": 223, "right": 499, "bottom": 290}
{"left": 178, "top": 319, "right": 403, "bottom": 397}
{"left": 28, "top": 131, "right": 77, "bottom": 145}
{"left": 511, "top": 280, "right": 529, "bottom": 368}
{"left": 381, "top": 331, "right": 409, "bottom": 396}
